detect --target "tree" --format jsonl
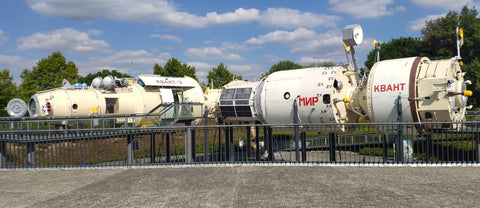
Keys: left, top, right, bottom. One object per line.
{"left": 207, "top": 63, "right": 242, "bottom": 88}
{"left": 18, "top": 52, "right": 79, "bottom": 101}
{"left": 0, "top": 69, "right": 17, "bottom": 116}
{"left": 364, "top": 37, "right": 422, "bottom": 69}
{"left": 262, "top": 61, "right": 303, "bottom": 79}
{"left": 153, "top": 63, "right": 166, "bottom": 76}
{"left": 421, "top": 11, "right": 459, "bottom": 60}
{"left": 154, "top": 58, "right": 198, "bottom": 81}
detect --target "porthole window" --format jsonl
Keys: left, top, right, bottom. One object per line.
{"left": 72, "top": 104, "right": 78, "bottom": 110}
{"left": 283, "top": 92, "right": 290, "bottom": 100}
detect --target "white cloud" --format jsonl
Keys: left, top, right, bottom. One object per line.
{"left": 297, "top": 57, "right": 333, "bottom": 65}
{"left": 409, "top": 14, "right": 446, "bottom": 31}
{"left": 247, "top": 28, "right": 374, "bottom": 66}
{"left": 185, "top": 47, "right": 243, "bottom": 61}
{"left": 187, "top": 61, "right": 215, "bottom": 82}
{"left": 150, "top": 34, "right": 182, "bottom": 42}
{"left": 329, "top": 0, "right": 403, "bottom": 19}
{"left": 228, "top": 64, "right": 263, "bottom": 78}
{"left": 17, "top": 28, "right": 110, "bottom": 54}
{"left": 259, "top": 8, "right": 341, "bottom": 28}
{"left": 27, "top": 0, "right": 343, "bottom": 29}
{"left": 0, "top": 30, "right": 8, "bottom": 44}
{"left": 27, "top": 0, "right": 260, "bottom": 28}
{"left": 87, "top": 29, "right": 103, "bottom": 36}
{"left": 221, "top": 42, "right": 256, "bottom": 52}
{"left": 245, "top": 28, "right": 342, "bottom": 55}
{"left": 77, "top": 50, "right": 171, "bottom": 75}
{"left": 411, "top": 0, "right": 479, "bottom": 10}
{"left": 245, "top": 28, "right": 318, "bottom": 45}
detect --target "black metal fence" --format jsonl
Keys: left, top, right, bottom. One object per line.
{"left": 1, "top": 116, "right": 479, "bottom": 168}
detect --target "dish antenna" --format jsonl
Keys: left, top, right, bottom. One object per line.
{"left": 342, "top": 24, "right": 363, "bottom": 74}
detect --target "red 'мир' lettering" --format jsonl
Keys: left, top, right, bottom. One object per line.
{"left": 373, "top": 83, "right": 405, "bottom": 92}
{"left": 298, "top": 97, "right": 319, "bottom": 106}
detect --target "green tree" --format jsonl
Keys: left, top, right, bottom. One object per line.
{"left": 262, "top": 61, "right": 303, "bottom": 79}
{"left": 207, "top": 63, "right": 242, "bottom": 88}
{"left": 153, "top": 63, "right": 166, "bottom": 76}
{"left": 77, "top": 69, "right": 131, "bottom": 85}
{"left": 155, "top": 58, "right": 198, "bottom": 81}
{"left": 364, "top": 37, "right": 422, "bottom": 69}
{"left": 0, "top": 69, "right": 17, "bottom": 116}
{"left": 421, "top": 11, "right": 459, "bottom": 60}
{"left": 19, "top": 52, "right": 79, "bottom": 101}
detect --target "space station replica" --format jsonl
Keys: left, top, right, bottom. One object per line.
{"left": 206, "top": 24, "right": 473, "bottom": 133}
{"left": 7, "top": 75, "right": 205, "bottom": 126}
{"left": 6, "top": 24, "right": 473, "bottom": 132}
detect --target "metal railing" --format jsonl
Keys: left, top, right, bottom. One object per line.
{"left": 0, "top": 117, "right": 479, "bottom": 168}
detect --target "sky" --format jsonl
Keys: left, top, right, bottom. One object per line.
{"left": 0, "top": 0, "right": 478, "bottom": 85}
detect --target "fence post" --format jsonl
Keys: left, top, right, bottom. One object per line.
{"left": 267, "top": 127, "right": 274, "bottom": 161}
{"left": 425, "top": 134, "right": 431, "bottom": 163}
{"left": 150, "top": 132, "right": 156, "bottom": 163}
{"left": 246, "top": 126, "right": 252, "bottom": 160}
{"left": 395, "top": 95, "right": 404, "bottom": 163}
{"left": 255, "top": 125, "right": 260, "bottom": 161}
{"left": 225, "top": 126, "right": 230, "bottom": 161}
{"left": 165, "top": 133, "right": 171, "bottom": 163}
{"left": 204, "top": 108, "right": 209, "bottom": 162}
{"left": 185, "top": 121, "right": 193, "bottom": 164}
{"left": 217, "top": 119, "right": 223, "bottom": 161}
{"left": 0, "top": 140, "right": 5, "bottom": 168}
{"left": 301, "top": 132, "right": 307, "bottom": 162}
{"left": 293, "top": 100, "right": 300, "bottom": 163}
{"left": 127, "top": 133, "right": 133, "bottom": 166}
{"left": 476, "top": 123, "right": 479, "bottom": 162}
{"left": 229, "top": 127, "right": 234, "bottom": 162}
{"left": 26, "top": 134, "right": 36, "bottom": 168}
{"left": 329, "top": 133, "right": 336, "bottom": 162}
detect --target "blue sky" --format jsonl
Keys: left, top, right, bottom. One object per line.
{"left": 0, "top": 0, "right": 476, "bottom": 84}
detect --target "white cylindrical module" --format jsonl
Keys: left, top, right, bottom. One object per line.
{"left": 366, "top": 57, "right": 470, "bottom": 125}
{"left": 254, "top": 65, "right": 358, "bottom": 131}
{"left": 27, "top": 76, "right": 205, "bottom": 123}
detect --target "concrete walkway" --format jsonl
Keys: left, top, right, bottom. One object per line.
{"left": 1, "top": 165, "right": 479, "bottom": 207}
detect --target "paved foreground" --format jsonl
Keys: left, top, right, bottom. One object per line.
{"left": 1, "top": 165, "right": 479, "bottom": 207}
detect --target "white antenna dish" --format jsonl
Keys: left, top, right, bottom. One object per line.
{"left": 7, "top": 98, "right": 28, "bottom": 118}
{"left": 342, "top": 24, "right": 363, "bottom": 46}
